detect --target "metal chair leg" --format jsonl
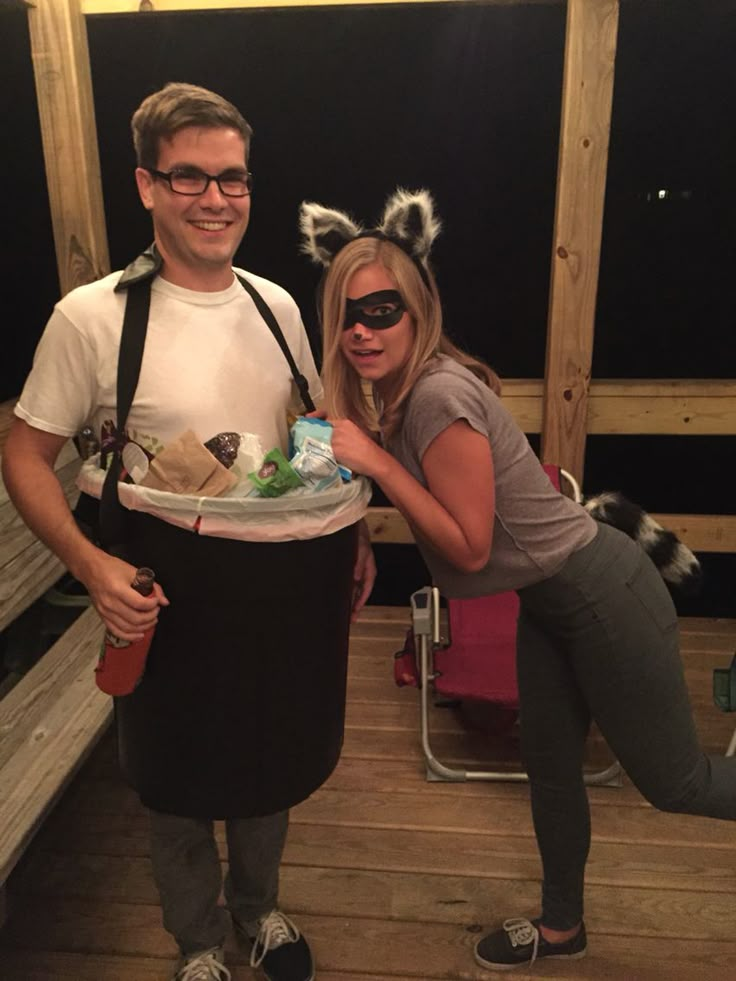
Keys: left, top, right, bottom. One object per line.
{"left": 411, "top": 586, "right": 623, "bottom": 787}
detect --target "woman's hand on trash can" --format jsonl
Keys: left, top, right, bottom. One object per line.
{"left": 352, "top": 520, "right": 376, "bottom": 621}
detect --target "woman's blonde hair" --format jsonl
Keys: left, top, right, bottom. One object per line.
{"left": 320, "top": 237, "right": 500, "bottom": 439}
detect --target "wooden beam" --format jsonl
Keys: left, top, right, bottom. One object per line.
{"left": 10, "top": 385, "right": 734, "bottom": 451}
{"left": 365, "top": 506, "right": 736, "bottom": 554}
{"left": 27, "top": 0, "right": 110, "bottom": 296}
{"left": 585, "top": 384, "right": 736, "bottom": 435}
{"left": 541, "top": 0, "right": 619, "bottom": 481}
{"left": 82, "top": 0, "right": 562, "bottom": 14}
{"left": 652, "top": 515, "right": 736, "bottom": 555}
{"left": 503, "top": 378, "right": 736, "bottom": 435}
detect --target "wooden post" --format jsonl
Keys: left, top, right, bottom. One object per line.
{"left": 541, "top": 0, "right": 619, "bottom": 482}
{"left": 27, "top": 0, "right": 110, "bottom": 297}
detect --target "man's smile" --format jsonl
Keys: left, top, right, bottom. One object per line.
{"left": 189, "top": 219, "right": 231, "bottom": 231}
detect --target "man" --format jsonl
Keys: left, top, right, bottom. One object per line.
{"left": 2, "top": 82, "right": 375, "bottom": 981}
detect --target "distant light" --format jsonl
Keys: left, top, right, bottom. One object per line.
{"left": 641, "top": 189, "right": 693, "bottom": 203}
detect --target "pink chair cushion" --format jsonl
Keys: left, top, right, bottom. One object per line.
{"left": 435, "top": 591, "right": 520, "bottom": 705}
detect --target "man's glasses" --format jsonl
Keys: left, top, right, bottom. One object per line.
{"left": 147, "top": 167, "right": 253, "bottom": 198}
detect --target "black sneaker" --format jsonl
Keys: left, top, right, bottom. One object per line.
{"left": 172, "top": 945, "right": 230, "bottom": 981}
{"left": 237, "top": 910, "right": 314, "bottom": 981}
{"left": 474, "top": 917, "right": 587, "bottom": 970}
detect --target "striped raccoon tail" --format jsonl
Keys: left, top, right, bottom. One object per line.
{"left": 582, "top": 491, "right": 702, "bottom": 597}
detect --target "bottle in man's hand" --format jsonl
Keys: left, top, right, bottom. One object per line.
{"left": 95, "top": 567, "right": 157, "bottom": 696}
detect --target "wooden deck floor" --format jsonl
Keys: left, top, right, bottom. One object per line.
{"left": 0, "top": 608, "right": 735, "bottom": 980}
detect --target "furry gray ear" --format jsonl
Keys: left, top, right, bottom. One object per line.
{"left": 299, "top": 201, "right": 362, "bottom": 267}
{"left": 378, "top": 188, "right": 441, "bottom": 263}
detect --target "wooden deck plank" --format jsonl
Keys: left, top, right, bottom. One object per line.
{"left": 0, "top": 607, "right": 110, "bottom": 886}
{"left": 37, "top": 772, "right": 736, "bottom": 851}
{"left": 2, "top": 901, "right": 736, "bottom": 981}
{"left": 1, "top": 606, "right": 735, "bottom": 980}
{"left": 0, "top": 951, "right": 180, "bottom": 981}
{"left": 20, "top": 818, "right": 736, "bottom": 897}
{"left": 6, "top": 854, "right": 736, "bottom": 941}
{"left": 0, "top": 949, "right": 412, "bottom": 981}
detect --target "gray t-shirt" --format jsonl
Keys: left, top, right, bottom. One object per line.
{"left": 386, "top": 355, "right": 597, "bottom": 597}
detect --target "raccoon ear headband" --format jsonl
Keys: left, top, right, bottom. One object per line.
{"left": 298, "top": 188, "right": 442, "bottom": 291}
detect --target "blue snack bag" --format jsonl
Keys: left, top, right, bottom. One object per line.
{"left": 290, "top": 417, "right": 352, "bottom": 481}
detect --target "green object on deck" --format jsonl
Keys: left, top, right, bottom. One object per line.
{"left": 713, "top": 654, "right": 736, "bottom": 712}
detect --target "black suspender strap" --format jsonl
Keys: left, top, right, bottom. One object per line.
{"left": 236, "top": 273, "right": 315, "bottom": 413}
{"left": 98, "top": 278, "right": 152, "bottom": 549}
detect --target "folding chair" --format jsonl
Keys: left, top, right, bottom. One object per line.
{"left": 404, "top": 465, "right": 622, "bottom": 787}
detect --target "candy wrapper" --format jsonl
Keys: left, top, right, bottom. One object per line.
{"left": 231, "top": 433, "right": 265, "bottom": 486}
{"left": 248, "top": 448, "right": 304, "bottom": 497}
{"left": 204, "top": 431, "right": 241, "bottom": 469}
{"left": 290, "top": 435, "right": 342, "bottom": 492}
{"left": 290, "top": 417, "right": 352, "bottom": 482}
{"left": 204, "top": 431, "right": 265, "bottom": 496}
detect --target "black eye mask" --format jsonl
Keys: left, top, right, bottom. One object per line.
{"left": 343, "top": 290, "right": 406, "bottom": 330}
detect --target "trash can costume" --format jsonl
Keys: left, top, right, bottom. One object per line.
{"left": 15, "top": 245, "right": 370, "bottom": 818}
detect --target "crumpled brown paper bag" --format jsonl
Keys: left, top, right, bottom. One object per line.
{"left": 140, "top": 429, "right": 238, "bottom": 497}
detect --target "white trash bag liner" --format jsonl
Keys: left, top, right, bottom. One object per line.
{"left": 78, "top": 457, "right": 371, "bottom": 543}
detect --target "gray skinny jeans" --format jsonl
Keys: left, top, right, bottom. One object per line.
{"left": 149, "top": 808, "right": 289, "bottom": 955}
{"left": 516, "top": 522, "right": 736, "bottom": 930}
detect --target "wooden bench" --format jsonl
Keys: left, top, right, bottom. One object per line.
{"left": 0, "top": 608, "right": 108, "bottom": 898}
{"left": 0, "top": 399, "right": 110, "bottom": 925}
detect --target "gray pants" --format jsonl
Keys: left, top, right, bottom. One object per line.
{"left": 517, "top": 523, "right": 736, "bottom": 930}
{"left": 149, "top": 808, "right": 289, "bottom": 955}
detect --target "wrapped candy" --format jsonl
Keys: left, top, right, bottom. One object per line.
{"left": 204, "top": 431, "right": 241, "bottom": 469}
{"left": 248, "top": 448, "right": 303, "bottom": 497}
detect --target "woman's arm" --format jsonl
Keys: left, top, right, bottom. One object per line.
{"left": 329, "top": 418, "right": 494, "bottom": 573}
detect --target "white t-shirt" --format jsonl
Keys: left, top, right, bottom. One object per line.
{"left": 15, "top": 267, "right": 323, "bottom": 457}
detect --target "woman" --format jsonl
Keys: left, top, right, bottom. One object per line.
{"left": 299, "top": 189, "right": 736, "bottom": 971}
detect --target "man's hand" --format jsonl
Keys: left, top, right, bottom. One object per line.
{"left": 82, "top": 551, "right": 170, "bottom": 641}
{"left": 351, "top": 519, "right": 376, "bottom": 622}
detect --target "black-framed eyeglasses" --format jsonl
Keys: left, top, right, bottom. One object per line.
{"left": 147, "top": 167, "right": 253, "bottom": 197}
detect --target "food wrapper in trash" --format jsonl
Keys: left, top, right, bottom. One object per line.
{"left": 140, "top": 429, "right": 237, "bottom": 496}
{"left": 248, "top": 447, "right": 304, "bottom": 497}
{"left": 290, "top": 416, "right": 352, "bottom": 482}
{"left": 204, "top": 432, "right": 265, "bottom": 496}
{"left": 290, "top": 435, "right": 342, "bottom": 492}
{"left": 204, "top": 431, "right": 241, "bottom": 468}
{"left": 232, "top": 432, "right": 264, "bottom": 481}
